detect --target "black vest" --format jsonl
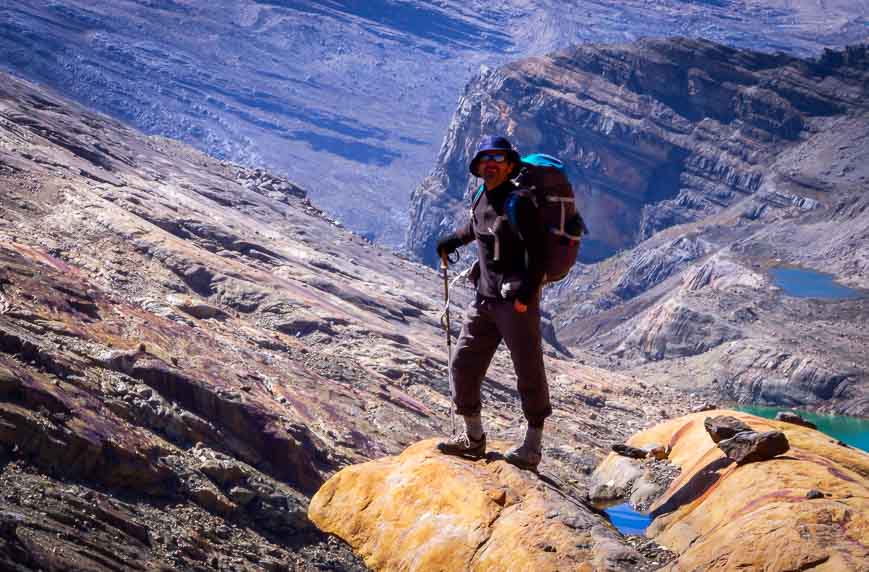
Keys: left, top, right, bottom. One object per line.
{"left": 469, "top": 182, "right": 528, "bottom": 299}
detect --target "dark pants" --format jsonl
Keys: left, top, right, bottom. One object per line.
{"left": 451, "top": 295, "right": 551, "bottom": 427}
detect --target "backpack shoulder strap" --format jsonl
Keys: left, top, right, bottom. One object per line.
{"left": 471, "top": 184, "right": 485, "bottom": 210}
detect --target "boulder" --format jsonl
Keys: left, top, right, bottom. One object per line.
{"left": 309, "top": 439, "right": 646, "bottom": 571}
{"left": 717, "top": 430, "right": 790, "bottom": 464}
{"left": 228, "top": 486, "right": 257, "bottom": 506}
{"left": 774, "top": 411, "right": 817, "bottom": 429}
{"left": 691, "top": 402, "right": 717, "bottom": 413}
{"left": 198, "top": 459, "right": 248, "bottom": 487}
{"left": 703, "top": 415, "right": 752, "bottom": 443}
{"left": 167, "top": 295, "right": 228, "bottom": 320}
{"left": 188, "top": 484, "right": 236, "bottom": 516}
{"left": 589, "top": 455, "right": 645, "bottom": 503}
{"left": 607, "top": 409, "right": 869, "bottom": 571}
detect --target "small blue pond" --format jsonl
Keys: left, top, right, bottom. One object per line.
{"left": 603, "top": 503, "right": 652, "bottom": 536}
{"left": 770, "top": 267, "right": 862, "bottom": 300}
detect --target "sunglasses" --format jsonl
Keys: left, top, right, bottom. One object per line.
{"left": 478, "top": 153, "right": 508, "bottom": 163}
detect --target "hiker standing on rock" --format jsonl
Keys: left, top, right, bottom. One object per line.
{"left": 435, "top": 135, "right": 550, "bottom": 470}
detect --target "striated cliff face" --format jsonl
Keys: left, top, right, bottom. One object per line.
{"left": 410, "top": 39, "right": 869, "bottom": 415}
{"left": 548, "top": 65, "right": 869, "bottom": 415}
{"left": 407, "top": 38, "right": 867, "bottom": 266}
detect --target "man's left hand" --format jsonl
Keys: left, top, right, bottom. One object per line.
{"left": 514, "top": 300, "right": 528, "bottom": 313}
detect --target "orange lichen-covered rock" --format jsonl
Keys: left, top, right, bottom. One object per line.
{"left": 309, "top": 439, "right": 644, "bottom": 572}
{"left": 610, "top": 409, "right": 869, "bottom": 571}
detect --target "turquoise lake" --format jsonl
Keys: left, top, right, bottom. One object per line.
{"left": 770, "top": 267, "right": 862, "bottom": 299}
{"left": 738, "top": 405, "right": 869, "bottom": 452}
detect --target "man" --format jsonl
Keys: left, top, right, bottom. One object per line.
{"left": 435, "top": 135, "right": 550, "bottom": 470}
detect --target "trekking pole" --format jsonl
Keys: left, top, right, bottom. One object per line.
{"left": 440, "top": 252, "right": 457, "bottom": 437}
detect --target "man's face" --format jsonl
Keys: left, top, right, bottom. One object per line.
{"left": 478, "top": 152, "right": 514, "bottom": 189}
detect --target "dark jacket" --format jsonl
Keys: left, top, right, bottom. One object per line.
{"left": 454, "top": 181, "right": 546, "bottom": 305}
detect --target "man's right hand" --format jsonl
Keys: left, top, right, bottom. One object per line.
{"left": 436, "top": 235, "right": 463, "bottom": 259}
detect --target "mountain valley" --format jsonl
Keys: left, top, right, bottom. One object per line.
{"left": 2, "top": 0, "right": 867, "bottom": 244}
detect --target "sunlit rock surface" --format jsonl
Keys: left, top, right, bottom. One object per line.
{"left": 309, "top": 439, "right": 646, "bottom": 572}
{"left": 596, "top": 410, "right": 869, "bottom": 571}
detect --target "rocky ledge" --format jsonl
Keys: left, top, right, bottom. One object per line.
{"left": 309, "top": 439, "right": 650, "bottom": 572}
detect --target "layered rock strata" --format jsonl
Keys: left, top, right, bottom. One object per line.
{"left": 408, "top": 39, "right": 868, "bottom": 266}
{"left": 528, "top": 44, "right": 869, "bottom": 415}
{"left": 5, "top": 2, "right": 867, "bottom": 244}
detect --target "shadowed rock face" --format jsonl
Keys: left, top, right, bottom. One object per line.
{"left": 0, "top": 69, "right": 708, "bottom": 569}
{"left": 407, "top": 38, "right": 869, "bottom": 266}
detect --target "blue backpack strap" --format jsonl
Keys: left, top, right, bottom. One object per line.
{"left": 471, "top": 184, "right": 485, "bottom": 209}
{"left": 505, "top": 193, "right": 520, "bottom": 231}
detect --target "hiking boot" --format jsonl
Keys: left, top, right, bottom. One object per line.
{"left": 504, "top": 443, "right": 542, "bottom": 471}
{"left": 505, "top": 425, "right": 543, "bottom": 471}
{"left": 437, "top": 432, "right": 486, "bottom": 459}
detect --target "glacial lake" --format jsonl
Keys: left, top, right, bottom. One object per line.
{"left": 770, "top": 267, "right": 862, "bottom": 299}
{"left": 738, "top": 405, "right": 869, "bottom": 453}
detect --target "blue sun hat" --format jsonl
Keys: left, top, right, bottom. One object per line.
{"left": 469, "top": 135, "right": 521, "bottom": 176}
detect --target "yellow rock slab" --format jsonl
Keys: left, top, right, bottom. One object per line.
{"left": 604, "top": 409, "right": 869, "bottom": 571}
{"left": 309, "top": 439, "right": 641, "bottom": 572}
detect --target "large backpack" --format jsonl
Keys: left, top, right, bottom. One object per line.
{"left": 508, "top": 154, "right": 587, "bottom": 283}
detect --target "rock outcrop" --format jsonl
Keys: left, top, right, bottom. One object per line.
{"left": 595, "top": 410, "right": 868, "bottom": 571}
{"left": 703, "top": 415, "right": 753, "bottom": 443}
{"left": 310, "top": 439, "right": 647, "bottom": 572}
{"left": 716, "top": 429, "right": 790, "bottom": 464}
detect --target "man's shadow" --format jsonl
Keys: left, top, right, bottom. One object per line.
{"left": 650, "top": 456, "right": 734, "bottom": 518}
